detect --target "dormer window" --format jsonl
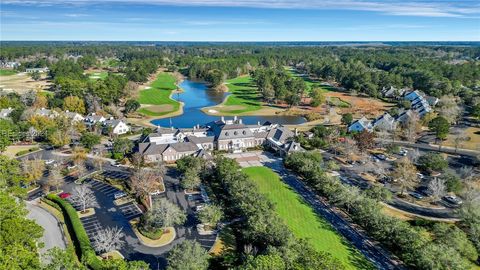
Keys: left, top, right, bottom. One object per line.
{"left": 225, "top": 132, "right": 229, "bottom": 136}
{"left": 234, "top": 131, "right": 238, "bottom": 135}
{"left": 242, "top": 131, "right": 246, "bottom": 135}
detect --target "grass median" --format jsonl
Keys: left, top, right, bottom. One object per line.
{"left": 243, "top": 166, "right": 374, "bottom": 270}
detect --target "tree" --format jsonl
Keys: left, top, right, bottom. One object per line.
{"left": 391, "top": 158, "right": 418, "bottom": 196}
{"left": 63, "top": 96, "right": 86, "bottom": 114}
{"left": 441, "top": 172, "right": 463, "bottom": 193}
{"left": 428, "top": 177, "right": 446, "bottom": 201}
{"left": 452, "top": 129, "right": 468, "bottom": 153}
{"left": 130, "top": 168, "right": 161, "bottom": 199}
{"left": 124, "top": 99, "right": 140, "bottom": 114}
{"left": 0, "top": 119, "right": 19, "bottom": 152}
{"left": 70, "top": 185, "right": 97, "bottom": 213}
{"left": 309, "top": 88, "right": 325, "bottom": 107}
{"left": 428, "top": 116, "right": 450, "bottom": 144}
{"left": 21, "top": 157, "right": 45, "bottom": 187}
{"left": 402, "top": 111, "right": 420, "bottom": 142}
{"left": 353, "top": 130, "right": 376, "bottom": 151}
{"left": 42, "top": 246, "right": 85, "bottom": 270}
{"left": 180, "top": 169, "right": 201, "bottom": 191}
{"left": 140, "top": 198, "right": 186, "bottom": 232}
{"left": 31, "top": 71, "right": 41, "bottom": 81}
{"left": 112, "top": 138, "right": 134, "bottom": 159}
{"left": 0, "top": 155, "right": 24, "bottom": 195}
{"left": 341, "top": 113, "right": 353, "bottom": 126}
{"left": 242, "top": 254, "right": 285, "bottom": 270}
{"left": 0, "top": 191, "right": 43, "bottom": 269}
{"left": 80, "top": 132, "right": 101, "bottom": 150}
{"left": 92, "top": 226, "right": 125, "bottom": 255}
{"left": 418, "top": 152, "right": 448, "bottom": 172}
{"left": 47, "top": 166, "right": 64, "bottom": 193}
{"left": 437, "top": 95, "right": 462, "bottom": 124}
{"left": 472, "top": 103, "right": 480, "bottom": 120}
{"left": 197, "top": 204, "right": 223, "bottom": 228}
{"left": 176, "top": 156, "right": 204, "bottom": 174}
{"left": 167, "top": 240, "right": 209, "bottom": 270}
{"left": 48, "top": 129, "right": 71, "bottom": 148}
{"left": 32, "top": 95, "right": 48, "bottom": 109}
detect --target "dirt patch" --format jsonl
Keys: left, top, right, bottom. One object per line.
{"left": 141, "top": 104, "right": 174, "bottom": 113}
{"left": 0, "top": 73, "right": 51, "bottom": 94}
{"left": 324, "top": 92, "right": 393, "bottom": 118}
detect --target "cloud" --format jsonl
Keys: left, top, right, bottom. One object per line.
{"left": 64, "top": 13, "right": 89, "bottom": 17}
{"left": 2, "top": 0, "right": 479, "bottom": 18}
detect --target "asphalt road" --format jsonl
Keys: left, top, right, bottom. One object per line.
{"left": 260, "top": 153, "right": 404, "bottom": 270}
{"left": 26, "top": 202, "right": 66, "bottom": 256}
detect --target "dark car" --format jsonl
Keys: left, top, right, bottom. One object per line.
{"left": 409, "top": 192, "right": 424, "bottom": 200}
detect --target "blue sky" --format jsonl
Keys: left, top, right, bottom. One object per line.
{"left": 1, "top": 0, "right": 479, "bottom": 41}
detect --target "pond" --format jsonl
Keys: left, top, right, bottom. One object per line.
{"left": 150, "top": 79, "right": 306, "bottom": 128}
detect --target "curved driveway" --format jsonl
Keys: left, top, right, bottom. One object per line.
{"left": 26, "top": 202, "right": 66, "bottom": 255}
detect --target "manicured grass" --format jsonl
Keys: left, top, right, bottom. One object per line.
{"left": 87, "top": 71, "right": 108, "bottom": 81}
{"left": 284, "top": 66, "right": 334, "bottom": 94}
{"left": 0, "top": 69, "right": 17, "bottom": 76}
{"left": 243, "top": 166, "right": 373, "bottom": 270}
{"left": 217, "top": 76, "right": 262, "bottom": 114}
{"left": 137, "top": 72, "right": 180, "bottom": 116}
{"left": 328, "top": 96, "right": 351, "bottom": 108}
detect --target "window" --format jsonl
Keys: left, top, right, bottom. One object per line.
{"left": 243, "top": 131, "right": 246, "bottom": 135}
{"left": 225, "top": 132, "right": 229, "bottom": 136}
{"left": 234, "top": 131, "right": 238, "bottom": 135}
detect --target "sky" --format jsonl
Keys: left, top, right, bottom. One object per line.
{"left": 0, "top": 0, "right": 479, "bottom": 41}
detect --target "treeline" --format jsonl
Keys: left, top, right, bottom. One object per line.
{"left": 251, "top": 68, "right": 307, "bottom": 106}
{"left": 284, "top": 151, "right": 478, "bottom": 270}
{"left": 207, "top": 156, "right": 344, "bottom": 269}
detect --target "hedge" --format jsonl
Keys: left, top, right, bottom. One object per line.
{"left": 15, "top": 147, "right": 40, "bottom": 156}
{"left": 46, "top": 194, "right": 103, "bottom": 270}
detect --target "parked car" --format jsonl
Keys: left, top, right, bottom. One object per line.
{"left": 375, "top": 154, "right": 387, "bottom": 160}
{"left": 416, "top": 173, "right": 424, "bottom": 179}
{"left": 409, "top": 192, "right": 424, "bottom": 200}
{"left": 44, "top": 159, "right": 55, "bottom": 165}
{"left": 417, "top": 186, "right": 433, "bottom": 197}
{"left": 114, "top": 191, "right": 127, "bottom": 200}
{"left": 59, "top": 192, "right": 71, "bottom": 199}
{"left": 150, "top": 190, "right": 162, "bottom": 196}
{"left": 443, "top": 195, "right": 463, "bottom": 205}
{"left": 398, "top": 149, "right": 408, "bottom": 156}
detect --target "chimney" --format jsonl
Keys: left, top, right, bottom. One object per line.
{"left": 66, "top": 110, "right": 69, "bottom": 113}
{"left": 238, "top": 119, "right": 242, "bottom": 124}
{"left": 234, "top": 115, "right": 237, "bottom": 122}
{"left": 294, "top": 128, "right": 298, "bottom": 136}
{"left": 221, "top": 116, "right": 225, "bottom": 123}
{"left": 197, "top": 124, "right": 200, "bottom": 129}
{"left": 257, "top": 121, "right": 260, "bottom": 126}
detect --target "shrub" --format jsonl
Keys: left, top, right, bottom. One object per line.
{"left": 46, "top": 194, "right": 102, "bottom": 270}
{"left": 15, "top": 147, "right": 40, "bottom": 156}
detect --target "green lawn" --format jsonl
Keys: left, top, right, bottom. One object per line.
{"left": 137, "top": 72, "right": 180, "bottom": 116}
{"left": 243, "top": 166, "right": 373, "bottom": 270}
{"left": 87, "top": 71, "right": 108, "bottom": 81}
{"left": 284, "top": 66, "right": 335, "bottom": 94}
{"left": 216, "top": 76, "right": 262, "bottom": 114}
{"left": 0, "top": 69, "right": 17, "bottom": 76}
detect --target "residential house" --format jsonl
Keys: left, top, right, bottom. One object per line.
{"left": 102, "top": 119, "right": 130, "bottom": 135}
{"left": 348, "top": 117, "right": 372, "bottom": 133}
{"left": 0, "top": 62, "right": 20, "bottom": 69}
{"left": 381, "top": 86, "right": 408, "bottom": 98}
{"left": 372, "top": 113, "right": 396, "bottom": 131}
{"left": 25, "top": 67, "right": 49, "bottom": 73}
{"left": 65, "top": 111, "right": 84, "bottom": 122}
{"left": 35, "top": 108, "right": 59, "bottom": 118}
{"left": 0, "top": 107, "right": 13, "bottom": 119}
{"left": 84, "top": 113, "right": 106, "bottom": 126}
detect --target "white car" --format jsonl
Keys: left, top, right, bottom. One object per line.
{"left": 45, "top": 159, "right": 55, "bottom": 165}
{"left": 67, "top": 165, "right": 77, "bottom": 170}
{"left": 114, "top": 191, "right": 127, "bottom": 200}
{"left": 443, "top": 195, "right": 463, "bottom": 205}
{"left": 150, "top": 190, "right": 162, "bottom": 196}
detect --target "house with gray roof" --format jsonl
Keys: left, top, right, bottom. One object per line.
{"left": 372, "top": 113, "right": 396, "bottom": 131}
{"left": 348, "top": 117, "right": 373, "bottom": 133}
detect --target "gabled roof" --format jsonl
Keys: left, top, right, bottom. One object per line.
{"left": 267, "top": 126, "right": 294, "bottom": 144}
{"left": 283, "top": 141, "right": 304, "bottom": 153}
{"left": 185, "top": 136, "right": 215, "bottom": 144}
{"left": 170, "top": 142, "right": 199, "bottom": 152}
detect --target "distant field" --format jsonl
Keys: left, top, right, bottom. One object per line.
{"left": 0, "top": 72, "right": 50, "bottom": 94}
{"left": 243, "top": 166, "right": 373, "bottom": 270}
{"left": 137, "top": 72, "right": 180, "bottom": 116}
{"left": 0, "top": 69, "right": 17, "bottom": 76}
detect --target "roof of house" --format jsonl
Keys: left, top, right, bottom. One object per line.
{"left": 140, "top": 143, "right": 169, "bottom": 156}
{"left": 169, "top": 142, "right": 199, "bottom": 153}
{"left": 283, "top": 141, "right": 304, "bottom": 153}
{"left": 185, "top": 136, "right": 215, "bottom": 144}
{"left": 103, "top": 119, "right": 125, "bottom": 127}
{"left": 267, "top": 126, "right": 294, "bottom": 144}
{"left": 349, "top": 117, "right": 372, "bottom": 131}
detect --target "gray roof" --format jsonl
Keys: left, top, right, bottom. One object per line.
{"left": 185, "top": 136, "right": 215, "bottom": 144}
{"left": 170, "top": 142, "right": 199, "bottom": 152}
{"left": 212, "top": 122, "right": 255, "bottom": 140}
{"left": 254, "top": 131, "right": 268, "bottom": 138}
{"left": 140, "top": 143, "right": 169, "bottom": 156}
{"left": 267, "top": 126, "right": 294, "bottom": 144}
{"left": 283, "top": 141, "right": 304, "bottom": 153}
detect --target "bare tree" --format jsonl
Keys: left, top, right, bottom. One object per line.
{"left": 402, "top": 112, "right": 420, "bottom": 142}
{"left": 428, "top": 177, "right": 446, "bottom": 201}
{"left": 452, "top": 129, "right": 468, "bottom": 153}
{"left": 130, "top": 168, "right": 161, "bottom": 199}
{"left": 459, "top": 166, "right": 474, "bottom": 182}
{"left": 71, "top": 185, "right": 97, "bottom": 213}
{"left": 92, "top": 226, "right": 125, "bottom": 255}
{"left": 438, "top": 95, "right": 462, "bottom": 124}
{"left": 22, "top": 156, "right": 45, "bottom": 186}
{"left": 130, "top": 152, "right": 144, "bottom": 172}
{"left": 47, "top": 166, "right": 64, "bottom": 192}
{"left": 411, "top": 148, "right": 421, "bottom": 163}
{"left": 391, "top": 158, "right": 418, "bottom": 196}
{"left": 92, "top": 155, "right": 105, "bottom": 172}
